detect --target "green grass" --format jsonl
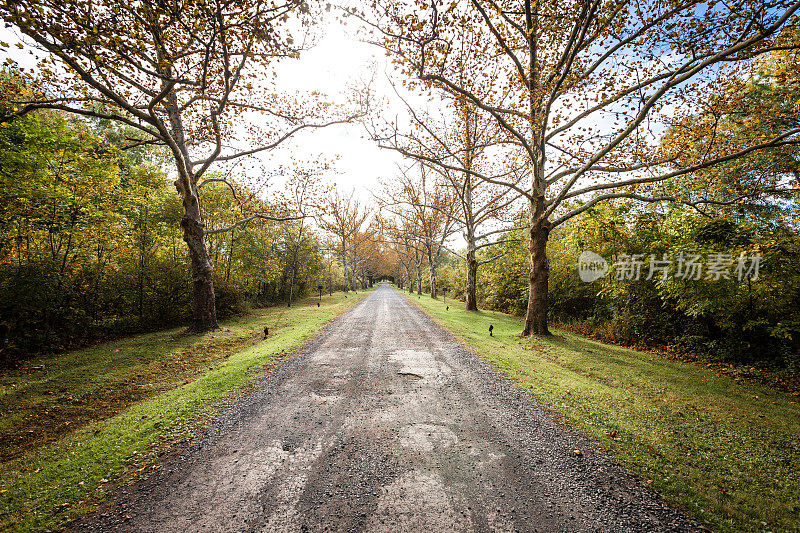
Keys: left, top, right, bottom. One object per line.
{"left": 408, "top": 291, "right": 800, "bottom": 533}
{"left": 0, "top": 289, "right": 371, "bottom": 532}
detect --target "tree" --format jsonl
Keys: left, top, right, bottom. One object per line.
{"left": 1, "top": 75, "right": 337, "bottom": 357}
{"left": 377, "top": 215, "right": 422, "bottom": 292}
{"left": 319, "top": 190, "right": 371, "bottom": 292}
{"left": 362, "top": 0, "right": 800, "bottom": 335}
{"left": 363, "top": 234, "right": 401, "bottom": 286}
{"left": 1, "top": 0, "right": 352, "bottom": 332}
{"left": 346, "top": 225, "right": 381, "bottom": 290}
{"left": 281, "top": 171, "right": 322, "bottom": 306}
{"left": 370, "top": 85, "right": 524, "bottom": 309}
{"left": 658, "top": 36, "right": 800, "bottom": 210}
{"left": 380, "top": 166, "right": 458, "bottom": 298}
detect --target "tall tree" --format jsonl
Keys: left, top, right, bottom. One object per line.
{"left": 1, "top": 0, "right": 352, "bottom": 332}
{"left": 371, "top": 90, "right": 524, "bottom": 310}
{"left": 366, "top": 28, "right": 524, "bottom": 309}
{"left": 282, "top": 171, "right": 322, "bottom": 307}
{"left": 362, "top": 0, "right": 800, "bottom": 335}
{"left": 319, "top": 190, "right": 371, "bottom": 292}
{"left": 377, "top": 215, "right": 422, "bottom": 292}
{"left": 381, "top": 166, "right": 458, "bottom": 298}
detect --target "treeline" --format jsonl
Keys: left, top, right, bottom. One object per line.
{"left": 0, "top": 92, "right": 340, "bottom": 361}
{"left": 425, "top": 200, "right": 799, "bottom": 367}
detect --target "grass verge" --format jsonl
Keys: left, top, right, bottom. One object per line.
{"left": 407, "top": 291, "right": 800, "bottom": 533}
{"left": 0, "top": 289, "right": 371, "bottom": 532}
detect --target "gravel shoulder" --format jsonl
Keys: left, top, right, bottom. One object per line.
{"left": 74, "top": 284, "right": 693, "bottom": 532}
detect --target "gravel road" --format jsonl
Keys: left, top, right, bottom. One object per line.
{"left": 77, "top": 283, "right": 693, "bottom": 532}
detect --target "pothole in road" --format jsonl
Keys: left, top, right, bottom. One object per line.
{"left": 389, "top": 349, "right": 451, "bottom": 380}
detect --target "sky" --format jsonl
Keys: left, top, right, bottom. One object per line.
{"left": 252, "top": 20, "right": 405, "bottom": 200}
{"left": 0, "top": 16, "right": 405, "bottom": 202}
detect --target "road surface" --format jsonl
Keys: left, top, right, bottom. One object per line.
{"left": 78, "top": 284, "right": 692, "bottom": 532}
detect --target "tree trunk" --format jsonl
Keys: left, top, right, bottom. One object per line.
{"left": 465, "top": 248, "right": 478, "bottom": 311}
{"left": 522, "top": 219, "right": 551, "bottom": 336}
{"left": 287, "top": 262, "right": 295, "bottom": 307}
{"left": 429, "top": 256, "right": 437, "bottom": 299}
{"left": 177, "top": 178, "right": 219, "bottom": 333}
{"left": 463, "top": 171, "right": 479, "bottom": 311}
{"left": 164, "top": 84, "right": 219, "bottom": 333}
{"left": 182, "top": 216, "right": 218, "bottom": 332}
{"left": 521, "top": 4, "right": 548, "bottom": 338}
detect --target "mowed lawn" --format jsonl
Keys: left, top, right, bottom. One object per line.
{"left": 0, "top": 289, "right": 371, "bottom": 532}
{"left": 408, "top": 291, "right": 800, "bottom": 533}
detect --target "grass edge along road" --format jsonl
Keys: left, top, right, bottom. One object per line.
{"left": 404, "top": 289, "right": 800, "bottom": 533}
{"left": 0, "top": 289, "right": 372, "bottom": 532}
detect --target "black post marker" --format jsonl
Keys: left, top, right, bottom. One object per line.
{"left": 489, "top": 324, "right": 493, "bottom": 337}
{"left": 263, "top": 326, "right": 269, "bottom": 338}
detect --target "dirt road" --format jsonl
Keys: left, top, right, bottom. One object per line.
{"left": 79, "top": 284, "right": 692, "bottom": 532}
